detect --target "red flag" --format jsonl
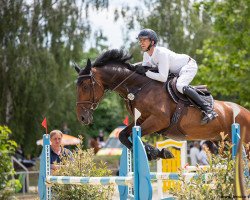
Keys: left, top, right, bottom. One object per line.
{"left": 41, "top": 117, "right": 48, "bottom": 134}
{"left": 123, "top": 116, "right": 129, "bottom": 126}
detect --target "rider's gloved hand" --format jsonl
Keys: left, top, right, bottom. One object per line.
{"left": 135, "top": 65, "right": 148, "bottom": 76}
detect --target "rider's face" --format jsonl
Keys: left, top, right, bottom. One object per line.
{"left": 138, "top": 38, "right": 152, "bottom": 51}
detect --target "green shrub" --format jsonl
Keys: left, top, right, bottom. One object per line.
{"left": 169, "top": 133, "right": 250, "bottom": 199}
{"left": 0, "top": 126, "right": 20, "bottom": 200}
{"left": 94, "top": 155, "right": 120, "bottom": 175}
{"left": 51, "top": 137, "right": 115, "bottom": 200}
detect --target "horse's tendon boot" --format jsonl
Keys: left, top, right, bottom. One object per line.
{"left": 158, "top": 148, "right": 174, "bottom": 159}
{"left": 144, "top": 143, "right": 159, "bottom": 161}
{"left": 144, "top": 142, "right": 174, "bottom": 161}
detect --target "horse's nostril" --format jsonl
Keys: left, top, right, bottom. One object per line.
{"left": 81, "top": 116, "right": 85, "bottom": 122}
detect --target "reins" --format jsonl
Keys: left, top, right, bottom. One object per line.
{"left": 111, "top": 71, "right": 136, "bottom": 92}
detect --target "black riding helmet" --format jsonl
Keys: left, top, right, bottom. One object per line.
{"left": 137, "top": 29, "right": 158, "bottom": 46}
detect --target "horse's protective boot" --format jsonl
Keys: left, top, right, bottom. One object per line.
{"left": 143, "top": 142, "right": 174, "bottom": 161}
{"left": 183, "top": 86, "right": 218, "bottom": 125}
{"left": 158, "top": 148, "right": 174, "bottom": 159}
{"left": 118, "top": 129, "right": 132, "bottom": 149}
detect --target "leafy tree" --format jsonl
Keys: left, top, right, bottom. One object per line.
{"left": 195, "top": 0, "right": 250, "bottom": 108}
{"left": 0, "top": 0, "right": 112, "bottom": 156}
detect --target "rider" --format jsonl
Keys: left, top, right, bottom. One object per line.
{"left": 135, "top": 28, "right": 218, "bottom": 125}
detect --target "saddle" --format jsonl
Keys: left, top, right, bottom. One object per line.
{"left": 167, "top": 74, "right": 214, "bottom": 109}
{"left": 158, "top": 74, "right": 215, "bottom": 140}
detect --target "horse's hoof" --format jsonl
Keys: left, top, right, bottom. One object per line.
{"left": 159, "top": 149, "right": 174, "bottom": 159}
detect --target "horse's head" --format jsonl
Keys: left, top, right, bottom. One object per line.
{"left": 75, "top": 49, "right": 135, "bottom": 124}
{"left": 75, "top": 59, "right": 105, "bottom": 125}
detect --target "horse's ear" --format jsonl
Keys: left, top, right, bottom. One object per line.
{"left": 85, "top": 58, "right": 92, "bottom": 74}
{"left": 87, "top": 58, "right": 91, "bottom": 68}
{"left": 73, "top": 61, "right": 81, "bottom": 74}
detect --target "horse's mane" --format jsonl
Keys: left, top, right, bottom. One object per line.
{"left": 92, "top": 49, "right": 132, "bottom": 68}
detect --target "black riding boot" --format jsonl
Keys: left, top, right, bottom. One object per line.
{"left": 183, "top": 86, "right": 218, "bottom": 125}
{"left": 143, "top": 142, "right": 174, "bottom": 161}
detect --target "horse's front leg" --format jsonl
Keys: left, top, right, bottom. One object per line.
{"left": 119, "top": 115, "right": 173, "bottom": 161}
{"left": 119, "top": 123, "right": 134, "bottom": 150}
{"left": 139, "top": 115, "right": 174, "bottom": 161}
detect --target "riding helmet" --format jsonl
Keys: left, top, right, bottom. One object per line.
{"left": 137, "top": 29, "right": 158, "bottom": 45}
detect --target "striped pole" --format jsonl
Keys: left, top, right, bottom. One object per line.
{"left": 46, "top": 176, "right": 133, "bottom": 186}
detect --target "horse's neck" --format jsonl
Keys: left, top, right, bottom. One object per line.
{"left": 95, "top": 66, "right": 176, "bottom": 116}
{"left": 97, "top": 67, "right": 139, "bottom": 97}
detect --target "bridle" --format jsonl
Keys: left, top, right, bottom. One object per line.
{"left": 76, "top": 69, "right": 137, "bottom": 110}
{"left": 76, "top": 72, "right": 104, "bottom": 110}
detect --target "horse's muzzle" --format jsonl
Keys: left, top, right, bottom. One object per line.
{"left": 77, "top": 107, "right": 93, "bottom": 125}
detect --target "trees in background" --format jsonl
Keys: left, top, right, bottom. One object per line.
{"left": 0, "top": 0, "right": 123, "bottom": 156}
{"left": 0, "top": 0, "right": 88, "bottom": 155}
{"left": 195, "top": 0, "right": 250, "bottom": 108}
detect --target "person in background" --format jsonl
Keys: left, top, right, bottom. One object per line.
{"left": 50, "top": 130, "right": 72, "bottom": 171}
{"left": 197, "top": 142, "right": 209, "bottom": 165}
{"left": 189, "top": 141, "right": 200, "bottom": 166}
{"left": 98, "top": 130, "right": 105, "bottom": 148}
{"left": 61, "top": 122, "right": 71, "bottom": 134}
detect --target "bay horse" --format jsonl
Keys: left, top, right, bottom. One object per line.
{"left": 75, "top": 49, "right": 250, "bottom": 160}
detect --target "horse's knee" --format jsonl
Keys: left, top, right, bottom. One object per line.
{"left": 118, "top": 129, "right": 126, "bottom": 142}
{"left": 119, "top": 129, "right": 132, "bottom": 149}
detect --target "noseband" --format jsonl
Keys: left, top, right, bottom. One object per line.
{"left": 76, "top": 72, "right": 104, "bottom": 110}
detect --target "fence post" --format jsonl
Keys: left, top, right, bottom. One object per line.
{"left": 232, "top": 123, "right": 240, "bottom": 158}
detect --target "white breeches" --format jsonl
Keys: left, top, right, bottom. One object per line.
{"left": 176, "top": 59, "right": 198, "bottom": 94}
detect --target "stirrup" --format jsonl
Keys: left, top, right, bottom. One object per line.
{"left": 201, "top": 111, "right": 218, "bottom": 125}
